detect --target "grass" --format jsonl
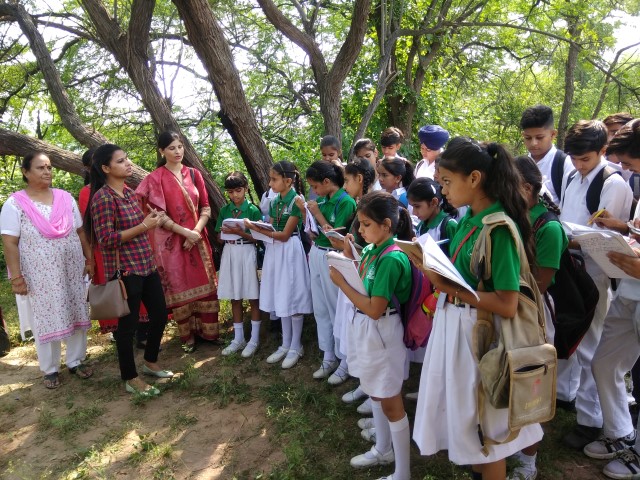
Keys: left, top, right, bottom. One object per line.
{"left": 37, "top": 402, "right": 105, "bottom": 439}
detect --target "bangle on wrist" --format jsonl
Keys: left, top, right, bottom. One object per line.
{"left": 141, "top": 221, "right": 149, "bottom": 230}
{"left": 10, "top": 274, "right": 23, "bottom": 283}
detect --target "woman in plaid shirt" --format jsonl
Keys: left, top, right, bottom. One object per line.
{"left": 84, "top": 144, "right": 174, "bottom": 397}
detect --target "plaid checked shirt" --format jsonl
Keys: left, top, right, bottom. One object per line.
{"left": 91, "top": 184, "right": 155, "bottom": 279}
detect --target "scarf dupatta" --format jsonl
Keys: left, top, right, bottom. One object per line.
{"left": 11, "top": 189, "right": 74, "bottom": 239}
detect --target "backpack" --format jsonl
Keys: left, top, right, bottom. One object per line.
{"left": 550, "top": 150, "right": 567, "bottom": 201}
{"left": 565, "top": 165, "right": 621, "bottom": 214}
{"left": 470, "top": 212, "right": 557, "bottom": 456}
{"left": 533, "top": 211, "right": 599, "bottom": 359}
{"left": 379, "top": 245, "right": 434, "bottom": 350}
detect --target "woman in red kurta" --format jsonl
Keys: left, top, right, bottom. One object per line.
{"left": 136, "top": 132, "right": 219, "bottom": 352}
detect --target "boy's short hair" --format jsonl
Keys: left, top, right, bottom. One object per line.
{"left": 564, "top": 120, "right": 608, "bottom": 156}
{"left": 606, "top": 119, "right": 640, "bottom": 159}
{"left": 603, "top": 112, "right": 634, "bottom": 127}
{"left": 520, "top": 105, "right": 555, "bottom": 130}
{"left": 381, "top": 127, "right": 405, "bottom": 146}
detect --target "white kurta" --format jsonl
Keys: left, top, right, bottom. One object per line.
{"left": 0, "top": 196, "right": 90, "bottom": 344}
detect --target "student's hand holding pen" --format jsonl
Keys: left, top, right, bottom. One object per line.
{"left": 591, "top": 209, "right": 631, "bottom": 234}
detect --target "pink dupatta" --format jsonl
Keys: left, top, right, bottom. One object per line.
{"left": 11, "top": 189, "right": 73, "bottom": 239}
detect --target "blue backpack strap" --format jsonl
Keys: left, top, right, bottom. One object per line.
{"left": 586, "top": 166, "right": 620, "bottom": 214}
{"left": 379, "top": 244, "right": 404, "bottom": 315}
{"left": 551, "top": 150, "right": 567, "bottom": 201}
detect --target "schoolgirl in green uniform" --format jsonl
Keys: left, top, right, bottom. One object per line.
{"left": 412, "top": 137, "right": 542, "bottom": 480}
{"left": 305, "top": 161, "right": 357, "bottom": 383}
{"left": 330, "top": 191, "right": 413, "bottom": 480}
{"left": 244, "top": 161, "right": 312, "bottom": 369}
{"left": 215, "top": 172, "right": 263, "bottom": 358}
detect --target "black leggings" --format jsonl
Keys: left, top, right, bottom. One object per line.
{"left": 115, "top": 272, "right": 168, "bottom": 381}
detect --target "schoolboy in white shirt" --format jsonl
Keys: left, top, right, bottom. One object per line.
{"left": 559, "top": 120, "right": 634, "bottom": 450}
{"left": 414, "top": 125, "right": 449, "bottom": 179}
{"left": 520, "top": 105, "right": 574, "bottom": 205}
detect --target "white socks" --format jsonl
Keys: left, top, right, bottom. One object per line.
{"left": 233, "top": 323, "right": 244, "bottom": 343}
{"left": 250, "top": 320, "right": 261, "bottom": 344}
{"left": 389, "top": 414, "right": 410, "bottom": 480}
{"left": 289, "top": 315, "right": 304, "bottom": 352}
{"left": 281, "top": 316, "right": 293, "bottom": 349}
{"left": 372, "top": 400, "right": 392, "bottom": 454}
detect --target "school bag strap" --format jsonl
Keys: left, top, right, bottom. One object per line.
{"left": 551, "top": 150, "right": 567, "bottom": 202}
{"left": 565, "top": 165, "right": 621, "bottom": 214}
{"left": 468, "top": 212, "right": 557, "bottom": 457}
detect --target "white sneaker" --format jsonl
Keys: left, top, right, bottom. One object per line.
{"left": 357, "top": 398, "right": 373, "bottom": 415}
{"left": 507, "top": 466, "right": 537, "bottom": 480}
{"left": 241, "top": 341, "right": 259, "bottom": 358}
{"left": 361, "top": 427, "right": 376, "bottom": 443}
{"left": 603, "top": 448, "right": 640, "bottom": 479}
{"left": 282, "top": 347, "right": 304, "bottom": 369}
{"left": 266, "top": 346, "right": 288, "bottom": 364}
{"left": 350, "top": 446, "right": 394, "bottom": 468}
{"left": 312, "top": 360, "right": 338, "bottom": 379}
{"left": 584, "top": 432, "right": 636, "bottom": 460}
{"left": 342, "top": 387, "right": 368, "bottom": 404}
{"left": 357, "top": 417, "right": 374, "bottom": 430}
{"left": 222, "top": 340, "right": 246, "bottom": 356}
{"left": 328, "top": 367, "right": 349, "bottom": 386}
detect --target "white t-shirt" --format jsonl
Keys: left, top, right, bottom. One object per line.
{"left": 414, "top": 159, "right": 436, "bottom": 179}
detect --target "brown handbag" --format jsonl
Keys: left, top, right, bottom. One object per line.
{"left": 87, "top": 248, "right": 130, "bottom": 320}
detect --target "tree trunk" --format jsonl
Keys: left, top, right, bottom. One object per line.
{"left": 81, "top": 0, "right": 226, "bottom": 213}
{"left": 0, "top": 128, "right": 147, "bottom": 186}
{"left": 172, "top": 0, "right": 274, "bottom": 197}
{"left": 557, "top": 17, "right": 580, "bottom": 150}
{"left": 0, "top": 2, "right": 108, "bottom": 147}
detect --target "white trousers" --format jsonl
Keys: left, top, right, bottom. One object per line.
{"left": 556, "top": 274, "right": 611, "bottom": 427}
{"left": 593, "top": 296, "right": 640, "bottom": 438}
{"left": 309, "top": 245, "right": 340, "bottom": 355}
{"left": 34, "top": 329, "right": 88, "bottom": 375}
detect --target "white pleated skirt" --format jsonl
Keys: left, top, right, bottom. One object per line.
{"left": 259, "top": 235, "right": 313, "bottom": 318}
{"left": 217, "top": 243, "right": 259, "bottom": 300}
{"left": 346, "top": 310, "right": 407, "bottom": 398}
{"left": 334, "top": 289, "right": 354, "bottom": 358}
{"left": 413, "top": 297, "right": 543, "bottom": 465}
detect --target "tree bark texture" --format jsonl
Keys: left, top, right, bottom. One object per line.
{"left": 172, "top": 0, "right": 273, "bottom": 197}
{"left": 81, "top": 0, "right": 226, "bottom": 213}
{"left": 0, "top": 128, "right": 148, "bottom": 186}
{"left": 557, "top": 17, "right": 580, "bottom": 150}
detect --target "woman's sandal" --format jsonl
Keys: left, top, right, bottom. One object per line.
{"left": 68, "top": 363, "right": 94, "bottom": 379}
{"left": 43, "top": 372, "right": 60, "bottom": 389}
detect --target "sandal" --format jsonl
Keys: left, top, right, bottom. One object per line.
{"left": 43, "top": 372, "right": 60, "bottom": 389}
{"left": 68, "top": 363, "right": 94, "bottom": 379}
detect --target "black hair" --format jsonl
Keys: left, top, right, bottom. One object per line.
{"left": 603, "top": 112, "right": 634, "bottom": 127}
{"left": 407, "top": 177, "right": 459, "bottom": 217}
{"left": 520, "top": 105, "right": 555, "bottom": 130}
{"left": 379, "top": 157, "right": 415, "bottom": 188}
{"left": 514, "top": 155, "right": 561, "bottom": 215}
{"left": 345, "top": 156, "right": 376, "bottom": 197}
{"left": 306, "top": 160, "right": 345, "bottom": 188}
{"left": 606, "top": 119, "right": 640, "bottom": 160}
{"left": 320, "top": 135, "right": 343, "bottom": 159}
{"left": 83, "top": 144, "right": 123, "bottom": 237}
{"left": 353, "top": 138, "right": 377, "bottom": 155}
{"left": 357, "top": 191, "right": 413, "bottom": 241}
{"left": 224, "top": 171, "right": 256, "bottom": 204}
{"left": 380, "top": 127, "right": 404, "bottom": 147}
{"left": 440, "top": 137, "right": 535, "bottom": 264}
{"left": 81, "top": 148, "right": 96, "bottom": 185}
{"left": 157, "top": 131, "right": 182, "bottom": 167}
{"left": 564, "top": 120, "right": 608, "bottom": 156}
{"left": 21, "top": 152, "right": 48, "bottom": 182}
{"left": 272, "top": 160, "right": 305, "bottom": 197}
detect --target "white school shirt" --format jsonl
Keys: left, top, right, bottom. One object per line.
{"left": 259, "top": 188, "right": 277, "bottom": 219}
{"left": 560, "top": 158, "right": 633, "bottom": 276}
{"left": 531, "top": 145, "right": 574, "bottom": 205}
{"left": 617, "top": 201, "right": 640, "bottom": 301}
{"left": 414, "top": 159, "right": 436, "bottom": 179}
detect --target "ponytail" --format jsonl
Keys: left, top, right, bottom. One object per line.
{"left": 306, "top": 160, "right": 345, "bottom": 187}
{"left": 345, "top": 156, "right": 376, "bottom": 196}
{"left": 272, "top": 161, "right": 305, "bottom": 196}
{"left": 396, "top": 206, "right": 414, "bottom": 241}
{"left": 379, "top": 157, "right": 415, "bottom": 188}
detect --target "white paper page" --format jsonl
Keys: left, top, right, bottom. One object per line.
{"left": 573, "top": 232, "right": 637, "bottom": 279}
{"left": 305, "top": 206, "right": 319, "bottom": 235}
{"left": 246, "top": 220, "right": 276, "bottom": 244}
{"left": 327, "top": 251, "right": 367, "bottom": 295}
{"left": 421, "top": 235, "right": 479, "bottom": 300}
{"left": 349, "top": 240, "right": 362, "bottom": 262}
{"left": 220, "top": 218, "right": 245, "bottom": 241}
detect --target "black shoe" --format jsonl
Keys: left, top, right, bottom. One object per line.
{"left": 630, "top": 403, "right": 639, "bottom": 426}
{"left": 562, "top": 424, "right": 602, "bottom": 450}
{"left": 556, "top": 398, "right": 576, "bottom": 412}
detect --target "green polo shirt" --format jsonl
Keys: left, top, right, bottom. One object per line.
{"left": 451, "top": 202, "right": 520, "bottom": 292}
{"left": 314, "top": 188, "right": 357, "bottom": 248}
{"left": 269, "top": 188, "right": 303, "bottom": 232}
{"left": 215, "top": 199, "right": 262, "bottom": 232}
{"left": 359, "top": 237, "right": 411, "bottom": 306}
{"left": 530, "top": 200, "right": 568, "bottom": 285}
